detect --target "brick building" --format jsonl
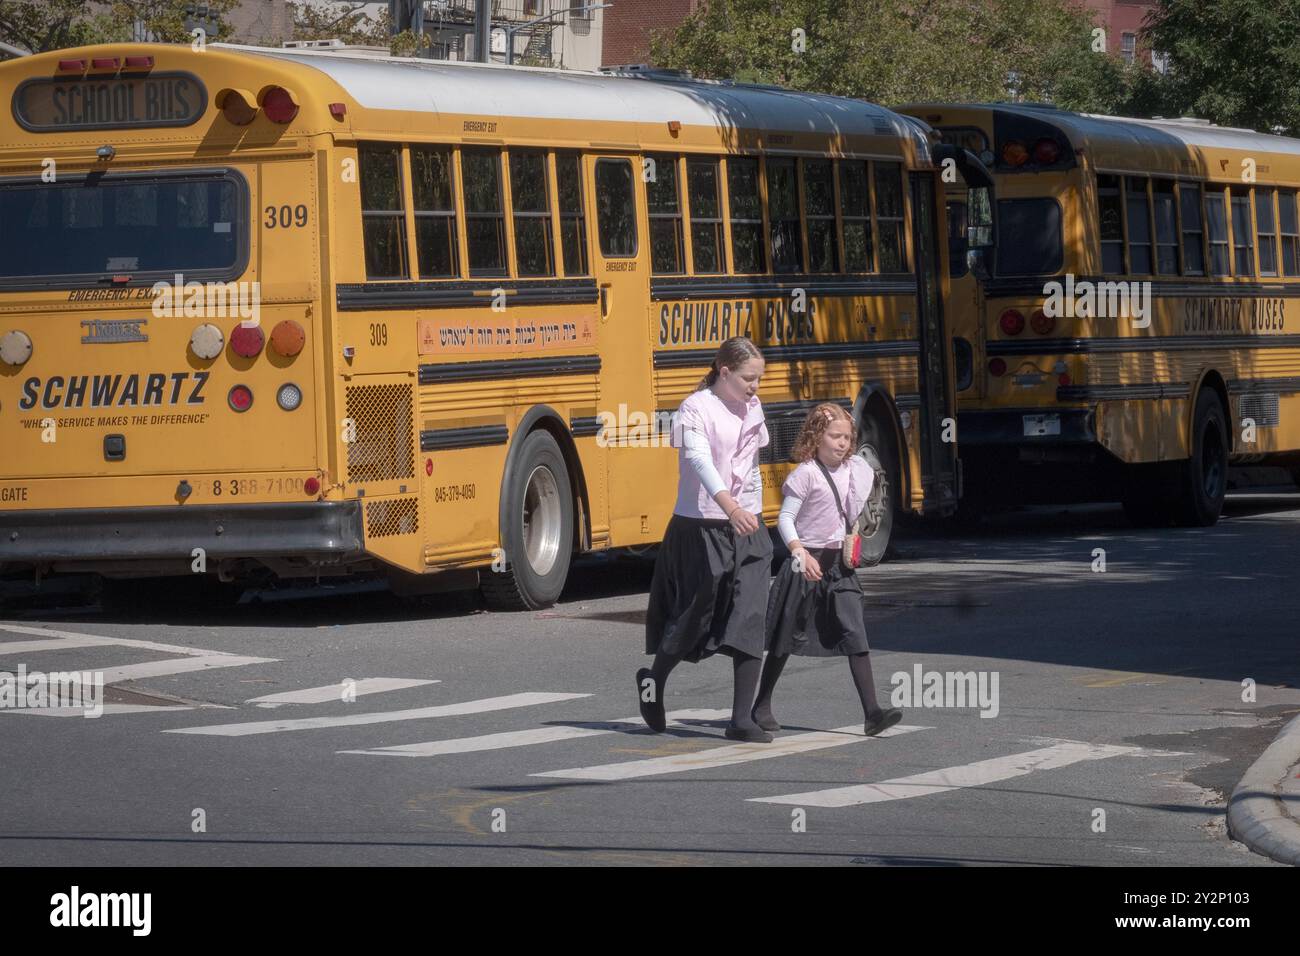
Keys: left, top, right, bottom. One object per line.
{"left": 1079, "top": 0, "right": 1162, "bottom": 67}
{"left": 601, "top": 0, "right": 701, "bottom": 67}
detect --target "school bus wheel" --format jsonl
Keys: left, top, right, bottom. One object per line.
{"left": 1174, "top": 389, "right": 1229, "bottom": 527}
{"left": 855, "top": 414, "right": 897, "bottom": 567}
{"left": 481, "top": 429, "right": 575, "bottom": 611}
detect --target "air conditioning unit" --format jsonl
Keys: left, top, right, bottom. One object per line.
{"left": 282, "top": 39, "right": 345, "bottom": 49}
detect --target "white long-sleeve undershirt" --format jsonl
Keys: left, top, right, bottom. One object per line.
{"left": 682, "top": 426, "right": 763, "bottom": 510}
{"left": 777, "top": 494, "right": 803, "bottom": 546}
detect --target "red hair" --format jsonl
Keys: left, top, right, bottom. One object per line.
{"left": 790, "top": 403, "right": 856, "bottom": 462}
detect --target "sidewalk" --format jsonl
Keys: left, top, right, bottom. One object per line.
{"left": 1228, "top": 713, "right": 1300, "bottom": 865}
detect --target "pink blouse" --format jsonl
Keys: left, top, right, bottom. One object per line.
{"left": 779, "top": 455, "right": 874, "bottom": 548}
{"left": 670, "top": 388, "right": 769, "bottom": 519}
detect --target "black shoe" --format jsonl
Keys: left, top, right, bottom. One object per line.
{"left": 751, "top": 708, "right": 781, "bottom": 732}
{"left": 636, "top": 667, "right": 666, "bottom": 732}
{"left": 725, "top": 723, "right": 773, "bottom": 743}
{"left": 864, "top": 708, "right": 902, "bottom": 737}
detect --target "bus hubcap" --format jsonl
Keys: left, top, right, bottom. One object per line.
{"left": 522, "top": 465, "right": 562, "bottom": 575}
{"left": 1202, "top": 425, "right": 1225, "bottom": 500}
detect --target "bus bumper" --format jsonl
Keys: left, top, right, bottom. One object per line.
{"left": 958, "top": 409, "right": 1096, "bottom": 448}
{"left": 0, "top": 502, "right": 364, "bottom": 564}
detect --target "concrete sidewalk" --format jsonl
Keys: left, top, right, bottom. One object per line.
{"left": 1228, "top": 713, "right": 1300, "bottom": 865}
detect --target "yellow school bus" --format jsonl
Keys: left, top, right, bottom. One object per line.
{"left": 0, "top": 43, "right": 958, "bottom": 610}
{"left": 900, "top": 103, "right": 1300, "bottom": 524}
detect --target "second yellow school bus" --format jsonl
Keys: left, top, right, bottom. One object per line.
{"left": 901, "top": 103, "right": 1300, "bottom": 525}
{"left": 0, "top": 44, "right": 958, "bottom": 609}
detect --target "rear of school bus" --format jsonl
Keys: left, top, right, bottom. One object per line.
{"left": 899, "top": 104, "right": 1098, "bottom": 508}
{"left": 0, "top": 44, "right": 364, "bottom": 598}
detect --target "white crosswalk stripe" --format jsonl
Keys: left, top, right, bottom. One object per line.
{"left": 6, "top": 704, "right": 192, "bottom": 718}
{"left": 531, "top": 723, "right": 930, "bottom": 781}
{"left": 747, "top": 739, "right": 1190, "bottom": 807}
{"left": 248, "top": 678, "right": 438, "bottom": 707}
{"left": 340, "top": 708, "right": 731, "bottom": 758}
{"left": 165, "top": 691, "right": 592, "bottom": 736}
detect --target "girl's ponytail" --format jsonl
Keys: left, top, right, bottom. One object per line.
{"left": 695, "top": 336, "right": 762, "bottom": 391}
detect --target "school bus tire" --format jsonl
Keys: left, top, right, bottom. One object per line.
{"left": 855, "top": 414, "right": 897, "bottom": 566}
{"left": 1174, "top": 389, "right": 1229, "bottom": 527}
{"left": 481, "top": 429, "right": 575, "bottom": 611}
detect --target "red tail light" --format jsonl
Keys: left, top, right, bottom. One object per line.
{"left": 227, "top": 385, "right": 254, "bottom": 412}
{"left": 217, "top": 88, "right": 256, "bottom": 126}
{"left": 1058, "top": 373, "right": 1072, "bottom": 386}
{"left": 261, "top": 86, "right": 299, "bottom": 124}
{"left": 1030, "top": 309, "right": 1055, "bottom": 335}
{"left": 304, "top": 477, "right": 321, "bottom": 496}
{"left": 124, "top": 56, "right": 154, "bottom": 70}
{"left": 91, "top": 57, "right": 120, "bottom": 70}
{"left": 1033, "top": 138, "right": 1060, "bottom": 165}
{"left": 1001, "top": 141, "right": 1029, "bottom": 167}
{"left": 230, "top": 323, "right": 265, "bottom": 358}
{"left": 57, "top": 59, "right": 87, "bottom": 73}
{"left": 999, "top": 309, "right": 1025, "bottom": 335}
{"left": 988, "top": 358, "right": 1007, "bottom": 377}
{"left": 270, "top": 320, "right": 305, "bottom": 358}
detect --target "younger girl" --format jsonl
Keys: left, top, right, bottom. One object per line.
{"left": 638, "top": 336, "right": 775, "bottom": 743}
{"left": 754, "top": 403, "right": 902, "bottom": 736}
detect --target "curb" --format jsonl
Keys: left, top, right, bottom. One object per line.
{"left": 1227, "top": 713, "right": 1300, "bottom": 866}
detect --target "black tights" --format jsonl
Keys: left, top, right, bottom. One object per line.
{"left": 649, "top": 648, "right": 765, "bottom": 731}
{"left": 753, "top": 651, "right": 884, "bottom": 723}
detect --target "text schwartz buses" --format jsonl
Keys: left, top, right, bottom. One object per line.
{"left": 900, "top": 103, "right": 1300, "bottom": 525}
{"left": 0, "top": 44, "right": 958, "bottom": 609}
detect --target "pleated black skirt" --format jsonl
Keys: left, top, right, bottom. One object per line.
{"left": 645, "top": 513, "right": 774, "bottom": 662}
{"left": 764, "top": 545, "right": 871, "bottom": 658}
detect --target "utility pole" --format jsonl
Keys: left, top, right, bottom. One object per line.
{"left": 475, "top": 0, "right": 491, "bottom": 63}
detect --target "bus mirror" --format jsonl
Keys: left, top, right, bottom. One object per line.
{"left": 966, "top": 186, "right": 994, "bottom": 249}
{"left": 966, "top": 248, "right": 990, "bottom": 281}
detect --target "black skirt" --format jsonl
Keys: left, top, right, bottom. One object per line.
{"left": 764, "top": 545, "right": 871, "bottom": 657}
{"left": 645, "top": 513, "right": 775, "bottom": 662}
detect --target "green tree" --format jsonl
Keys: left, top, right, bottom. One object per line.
{"left": 1142, "top": 0, "right": 1300, "bottom": 134}
{"left": 648, "top": 0, "right": 1158, "bottom": 114}
{"left": 0, "top": 0, "right": 237, "bottom": 52}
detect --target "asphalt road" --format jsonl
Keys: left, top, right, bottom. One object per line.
{"left": 2, "top": 493, "right": 1299, "bottom": 866}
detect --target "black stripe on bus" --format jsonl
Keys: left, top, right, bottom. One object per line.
{"left": 570, "top": 416, "right": 602, "bottom": 437}
{"left": 1228, "top": 376, "right": 1300, "bottom": 395}
{"left": 894, "top": 392, "right": 922, "bottom": 409}
{"left": 981, "top": 276, "right": 1300, "bottom": 298}
{"left": 650, "top": 274, "right": 916, "bottom": 300}
{"left": 987, "top": 334, "right": 1300, "bottom": 357}
{"left": 653, "top": 340, "right": 920, "bottom": 369}
{"left": 1057, "top": 382, "right": 1191, "bottom": 402}
{"left": 419, "top": 354, "right": 601, "bottom": 384}
{"left": 338, "top": 278, "right": 598, "bottom": 311}
{"left": 420, "top": 425, "right": 510, "bottom": 450}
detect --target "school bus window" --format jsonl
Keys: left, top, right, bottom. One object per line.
{"left": 687, "top": 157, "right": 724, "bottom": 274}
{"left": 509, "top": 149, "right": 555, "bottom": 277}
{"left": 462, "top": 147, "right": 507, "bottom": 277}
{"left": 766, "top": 156, "right": 803, "bottom": 273}
{"left": 995, "top": 198, "right": 1063, "bottom": 276}
{"left": 1125, "top": 177, "right": 1153, "bottom": 275}
{"left": 1178, "top": 181, "right": 1205, "bottom": 275}
{"left": 727, "top": 156, "right": 765, "bottom": 273}
{"left": 1096, "top": 174, "right": 1125, "bottom": 273}
{"left": 1279, "top": 191, "right": 1300, "bottom": 276}
{"left": 555, "top": 151, "right": 589, "bottom": 276}
{"left": 1256, "top": 189, "right": 1278, "bottom": 277}
{"left": 803, "top": 158, "right": 838, "bottom": 273}
{"left": 594, "top": 158, "right": 636, "bottom": 257}
{"left": 646, "top": 153, "right": 684, "bottom": 274}
{"left": 874, "top": 162, "right": 907, "bottom": 272}
{"left": 1205, "top": 185, "right": 1230, "bottom": 276}
{"left": 839, "top": 161, "right": 873, "bottom": 272}
{"left": 1230, "top": 188, "right": 1254, "bottom": 276}
{"left": 946, "top": 199, "right": 968, "bottom": 278}
{"left": 1153, "top": 179, "right": 1179, "bottom": 275}
{"left": 359, "top": 144, "right": 408, "bottom": 279}
{"left": 410, "top": 145, "right": 459, "bottom": 279}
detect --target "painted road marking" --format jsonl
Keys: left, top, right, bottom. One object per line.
{"left": 248, "top": 678, "right": 438, "bottom": 708}
{"left": 748, "top": 740, "right": 1188, "bottom": 807}
{"left": 340, "top": 708, "right": 731, "bottom": 758}
{"left": 531, "top": 723, "right": 929, "bottom": 781}
{"left": 2, "top": 704, "right": 193, "bottom": 718}
{"left": 165, "top": 692, "right": 591, "bottom": 737}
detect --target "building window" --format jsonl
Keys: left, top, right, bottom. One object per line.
{"left": 803, "top": 159, "right": 837, "bottom": 273}
{"left": 410, "top": 146, "right": 458, "bottom": 278}
{"left": 727, "top": 157, "right": 765, "bottom": 273}
{"left": 687, "top": 157, "right": 725, "bottom": 274}
{"left": 555, "top": 152, "right": 588, "bottom": 276}
{"left": 1121, "top": 33, "right": 1136, "bottom": 64}
{"left": 462, "top": 148, "right": 507, "bottom": 276}
{"left": 359, "top": 144, "right": 407, "bottom": 279}
{"left": 839, "top": 161, "right": 873, "bottom": 272}
{"left": 646, "top": 153, "right": 685, "bottom": 275}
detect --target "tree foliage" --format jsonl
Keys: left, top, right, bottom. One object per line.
{"left": 0, "top": 0, "right": 237, "bottom": 51}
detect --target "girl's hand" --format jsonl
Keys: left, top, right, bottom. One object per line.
{"left": 793, "top": 547, "right": 822, "bottom": 582}
{"left": 729, "top": 507, "right": 760, "bottom": 536}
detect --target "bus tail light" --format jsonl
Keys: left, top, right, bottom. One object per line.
{"left": 57, "top": 59, "right": 87, "bottom": 73}
{"left": 91, "top": 57, "right": 121, "bottom": 70}
{"left": 304, "top": 477, "right": 321, "bottom": 496}
{"left": 999, "top": 309, "right": 1025, "bottom": 335}
{"left": 270, "top": 320, "right": 305, "bottom": 357}
{"left": 0, "top": 329, "right": 33, "bottom": 366}
{"left": 1058, "top": 372, "right": 1072, "bottom": 386}
{"left": 276, "top": 383, "right": 302, "bottom": 411}
{"left": 217, "top": 88, "right": 257, "bottom": 126}
{"left": 228, "top": 385, "right": 254, "bottom": 412}
{"left": 230, "top": 323, "right": 265, "bottom": 358}
{"left": 1001, "top": 140, "right": 1029, "bottom": 167}
{"left": 190, "top": 323, "right": 224, "bottom": 360}
{"left": 260, "top": 86, "right": 299, "bottom": 124}
{"left": 1030, "top": 309, "right": 1055, "bottom": 335}
{"left": 124, "top": 56, "right": 154, "bottom": 70}
{"left": 988, "top": 358, "right": 1007, "bottom": 377}
{"left": 1033, "top": 138, "right": 1061, "bottom": 165}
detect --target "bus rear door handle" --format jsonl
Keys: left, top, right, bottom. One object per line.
{"left": 599, "top": 284, "right": 610, "bottom": 320}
